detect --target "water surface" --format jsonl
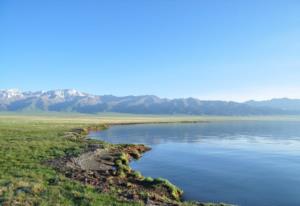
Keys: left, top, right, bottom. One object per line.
{"left": 89, "top": 121, "right": 300, "bottom": 206}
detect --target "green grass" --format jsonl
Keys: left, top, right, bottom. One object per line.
{"left": 153, "top": 178, "right": 183, "bottom": 200}
{"left": 131, "top": 171, "right": 143, "bottom": 180}
{"left": 143, "top": 177, "right": 154, "bottom": 183}
{"left": 2, "top": 111, "right": 300, "bottom": 123}
{"left": 0, "top": 115, "right": 142, "bottom": 206}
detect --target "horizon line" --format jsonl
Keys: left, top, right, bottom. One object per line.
{"left": 1, "top": 88, "right": 299, "bottom": 103}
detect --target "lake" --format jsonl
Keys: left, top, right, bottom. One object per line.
{"left": 89, "top": 121, "right": 300, "bottom": 206}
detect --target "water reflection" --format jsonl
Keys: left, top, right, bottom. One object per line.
{"left": 90, "top": 121, "right": 300, "bottom": 206}
{"left": 89, "top": 121, "right": 300, "bottom": 149}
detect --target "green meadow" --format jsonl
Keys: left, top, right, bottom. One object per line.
{"left": 0, "top": 115, "right": 129, "bottom": 205}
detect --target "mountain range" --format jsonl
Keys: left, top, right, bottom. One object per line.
{"left": 1, "top": 89, "right": 300, "bottom": 115}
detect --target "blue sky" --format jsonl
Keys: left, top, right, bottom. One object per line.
{"left": 1, "top": 0, "right": 300, "bottom": 101}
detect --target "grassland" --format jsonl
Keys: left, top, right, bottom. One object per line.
{"left": 1, "top": 112, "right": 299, "bottom": 205}
{"left": 0, "top": 115, "right": 139, "bottom": 205}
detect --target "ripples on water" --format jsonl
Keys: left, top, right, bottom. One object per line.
{"left": 89, "top": 121, "right": 300, "bottom": 206}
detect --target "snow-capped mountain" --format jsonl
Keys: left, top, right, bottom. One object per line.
{"left": 0, "top": 89, "right": 299, "bottom": 115}
{"left": 0, "top": 89, "right": 24, "bottom": 100}
{"left": 0, "top": 89, "right": 94, "bottom": 112}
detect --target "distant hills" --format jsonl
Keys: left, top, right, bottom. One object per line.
{"left": 1, "top": 89, "right": 300, "bottom": 115}
{"left": 246, "top": 98, "right": 300, "bottom": 112}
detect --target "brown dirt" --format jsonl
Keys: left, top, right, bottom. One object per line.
{"left": 46, "top": 142, "right": 183, "bottom": 205}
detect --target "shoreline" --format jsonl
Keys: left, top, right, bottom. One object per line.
{"left": 47, "top": 124, "right": 233, "bottom": 206}
{"left": 106, "top": 120, "right": 210, "bottom": 126}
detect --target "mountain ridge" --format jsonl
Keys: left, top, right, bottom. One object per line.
{"left": 1, "top": 89, "right": 300, "bottom": 115}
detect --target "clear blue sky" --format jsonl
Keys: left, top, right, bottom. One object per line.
{"left": 1, "top": 0, "right": 300, "bottom": 101}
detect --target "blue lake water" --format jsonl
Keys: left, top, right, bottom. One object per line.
{"left": 89, "top": 121, "right": 300, "bottom": 206}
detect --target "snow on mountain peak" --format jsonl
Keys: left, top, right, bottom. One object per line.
{"left": 0, "top": 89, "right": 23, "bottom": 99}
{"left": 0, "top": 89, "right": 90, "bottom": 101}
{"left": 65, "top": 89, "right": 85, "bottom": 97}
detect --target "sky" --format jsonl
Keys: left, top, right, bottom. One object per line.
{"left": 1, "top": 0, "right": 300, "bottom": 102}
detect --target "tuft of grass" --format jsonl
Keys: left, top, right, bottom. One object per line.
{"left": 143, "top": 177, "right": 154, "bottom": 183}
{"left": 153, "top": 178, "right": 183, "bottom": 200}
{"left": 132, "top": 171, "right": 143, "bottom": 179}
{"left": 119, "top": 153, "right": 129, "bottom": 165}
{"left": 115, "top": 154, "right": 131, "bottom": 177}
